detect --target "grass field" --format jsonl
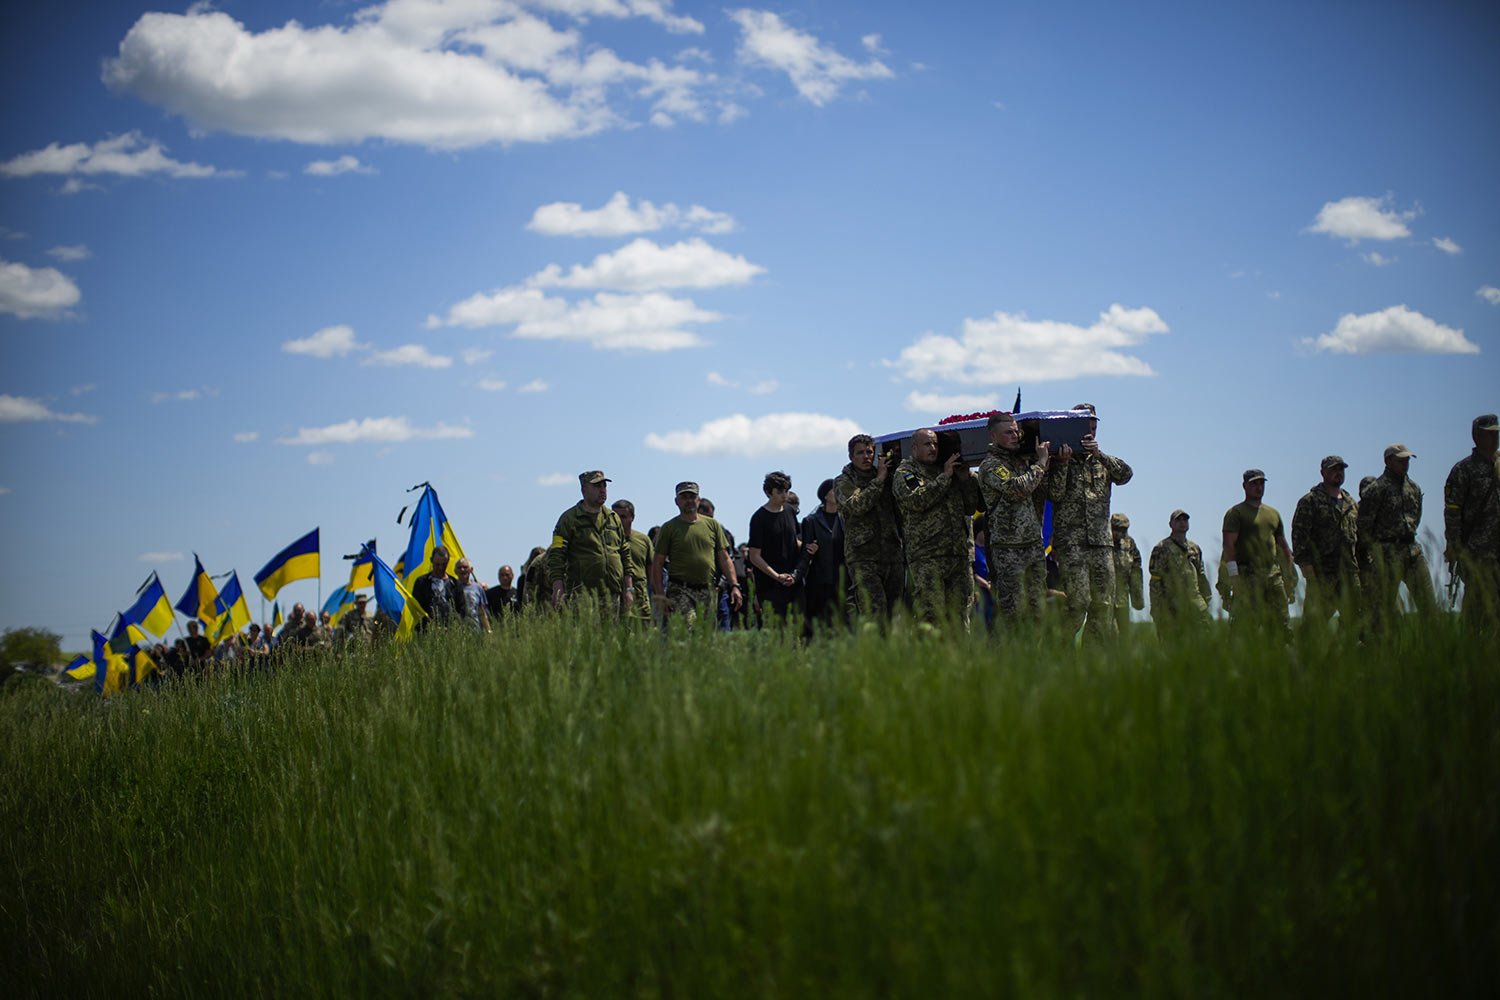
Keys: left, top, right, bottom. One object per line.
{"left": 3, "top": 612, "right": 1497, "bottom": 997}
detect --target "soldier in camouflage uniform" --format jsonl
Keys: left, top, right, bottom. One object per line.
{"left": 1357, "top": 443, "right": 1438, "bottom": 630}
{"left": 1291, "top": 455, "right": 1362, "bottom": 627}
{"left": 1444, "top": 413, "right": 1500, "bottom": 633}
{"left": 1046, "top": 404, "right": 1133, "bottom": 645}
{"left": 977, "top": 412, "right": 1052, "bottom": 627}
{"left": 546, "top": 470, "right": 634, "bottom": 618}
{"left": 1110, "top": 513, "right": 1145, "bottom": 633}
{"left": 1148, "top": 509, "right": 1212, "bottom": 639}
{"left": 835, "top": 434, "right": 905, "bottom": 621}
{"left": 893, "top": 428, "right": 981, "bottom": 629}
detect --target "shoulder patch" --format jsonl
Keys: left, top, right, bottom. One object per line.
{"left": 903, "top": 472, "right": 921, "bottom": 487}
{"left": 995, "top": 465, "right": 1012, "bottom": 482}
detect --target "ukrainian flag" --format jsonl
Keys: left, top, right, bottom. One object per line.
{"left": 347, "top": 540, "right": 376, "bottom": 591}
{"left": 129, "top": 645, "right": 158, "bottom": 685}
{"left": 91, "top": 630, "right": 128, "bottom": 696}
{"left": 123, "top": 572, "right": 175, "bottom": 638}
{"left": 322, "top": 585, "right": 357, "bottom": 629}
{"left": 372, "top": 549, "right": 426, "bottom": 641}
{"left": 209, "top": 572, "right": 253, "bottom": 643}
{"left": 400, "top": 484, "right": 466, "bottom": 587}
{"left": 271, "top": 601, "right": 284, "bottom": 632}
{"left": 109, "top": 613, "right": 150, "bottom": 655}
{"left": 63, "top": 653, "right": 95, "bottom": 682}
{"left": 254, "top": 528, "right": 320, "bottom": 601}
{"left": 175, "top": 555, "right": 220, "bottom": 626}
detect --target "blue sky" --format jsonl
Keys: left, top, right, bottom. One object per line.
{"left": 2, "top": 0, "right": 1497, "bottom": 649}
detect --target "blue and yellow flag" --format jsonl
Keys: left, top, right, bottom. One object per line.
{"left": 254, "top": 528, "right": 320, "bottom": 601}
{"left": 372, "top": 549, "right": 426, "bottom": 641}
{"left": 63, "top": 653, "right": 95, "bottom": 682}
{"left": 346, "top": 539, "right": 376, "bottom": 591}
{"left": 123, "top": 572, "right": 175, "bottom": 638}
{"left": 129, "top": 645, "right": 158, "bottom": 685}
{"left": 108, "top": 613, "right": 150, "bottom": 655}
{"left": 91, "top": 630, "right": 128, "bottom": 696}
{"left": 209, "top": 572, "right": 253, "bottom": 643}
{"left": 271, "top": 601, "right": 284, "bottom": 632}
{"left": 1042, "top": 501, "right": 1054, "bottom": 556}
{"left": 400, "top": 484, "right": 466, "bottom": 587}
{"left": 174, "top": 554, "right": 220, "bottom": 626}
{"left": 322, "top": 584, "right": 358, "bottom": 629}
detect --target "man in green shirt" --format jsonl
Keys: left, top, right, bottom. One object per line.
{"left": 1220, "top": 469, "right": 1296, "bottom": 638}
{"left": 612, "top": 498, "right": 656, "bottom": 626}
{"left": 650, "top": 481, "right": 743, "bottom": 626}
{"left": 546, "top": 470, "right": 634, "bottom": 618}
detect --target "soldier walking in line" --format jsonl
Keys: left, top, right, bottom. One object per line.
{"left": 892, "top": 428, "right": 981, "bottom": 629}
{"left": 1358, "top": 443, "right": 1438, "bottom": 630}
{"left": 835, "top": 434, "right": 905, "bottom": 622}
{"left": 650, "top": 481, "right": 744, "bottom": 627}
{"left": 1291, "top": 455, "right": 1362, "bottom": 628}
{"left": 1444, "top": 413, "right": 1500, "bottom": 633}
{"left": 1148, "top": 510, "right": 1212, "bottom": 639}
{"left": 1046, "top": 403, "right": 1133, "bottom": 645}
{"left": 1110, "top": 513, "right": 1145, "bottom": 634}
{"left": 612, "top": 499, "right": 656, "bottom": 627}
{"left": 1220, "top": 469, "right": 1296, "bottom": 638}
{"left": 976, "top": 412, "right": 1052, "bottom": 629}
{"left": 546, "top": 470, "right": 635, "bottom": 618}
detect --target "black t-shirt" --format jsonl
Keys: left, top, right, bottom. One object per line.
{"left": 748, "top": 505, "right": 800, "bottom": 588}
{"left": 486, "top": 586, "right": 515, "bottom": 617}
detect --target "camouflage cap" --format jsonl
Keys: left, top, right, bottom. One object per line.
{"left": 1243, "top": 468, "right": 1266, "bottom": 483}
{"left": 674, "top": 481, "right": 700, "bottom": 496}
{"left": 1473, "top": 413, "right": 1499, "bottom": 432}
{"left": 579, "top": 470, "right": 610, "bottom": 485}
{"left": 1072, "top": 402, "right": 1097, "bottom": 416}
{"left": 1110, "top": 513, "right": 1130, "bottom": 529}
{"left": 1383, "top": 443, "right": 1414, "bottom": 460}
{"left": 1169, "top": 509, "right": 1189, "bottom": 523}
{"left": 1320, "top": 455, "right": 1348, "bottom": 471}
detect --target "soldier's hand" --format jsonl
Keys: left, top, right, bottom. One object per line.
{"left": 729, "top": 585, "right": 744, "bottom": 611}
{"left": 777, "top": 572, "right": 796, "bottom": 587}
{"left": 621, "top": 589, "right": 634, "bottom": 611}
{"left": 550, "top": 582, "right": 566, "bottom": 609}
{"left": 874, "top": 451, "right": 888, "bottom": 481}
{"left": 943, "top": 452, "right": 960, "bottom": 476}
{"left": 1036, "top": 440, "right": 1051, "bottom": 462}
{"left": 1081, "top": 433, "right": 1100, "bottom": 455}
{"left": 1056, "top": 444, "right": 1073, "bottom": 464}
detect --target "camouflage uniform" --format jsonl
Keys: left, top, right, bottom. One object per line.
{"left": 1110, "top": 517, "right": 1144, "bottom": 633}
{"left": 1148, "top": 536, "right": 1212, "bottom": 638}
{"left": 1291, "top": 484, "right": 1361, "bottom": 624}
{"left": 977, "top": 443, "right": 1048, "bottom": 624}
{"left": 623, "top": 529, "right": 656, "bottom": 625}
{"left": 1047, "top": 450, "right": 1133, "bottom": 644}
{"left": 835, "top": 461, "right": 904, "bottom": 619}
{"left": 1444, "top": 441, "right": 1500, "bottom": 632}
{"left": 892, "top": 456, "right": 980, "bottom": 628}
{"left": 1356, "top": 470, "right": 1438, "bottom": 628}
{"left": 545, "top": 502, "right": 632, "bottom": 615}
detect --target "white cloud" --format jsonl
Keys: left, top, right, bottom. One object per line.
{"left": 0, "top": 394, "right": 96, "bottom": 424}
{"left": 1478, "top": 285, "right": 1500, "bottom": 306}
{"left": 0, "top": 131, "right": 227, "bottom": 180}
{"left": 0, "top": 226, "right": 26, "bottom": 240}
{"left": 70, "top": 384, "right": 96, "bottom": 396}
{"left": 305, "top": 155, "right": 376, "bottom": 176}
{"left": 1362, "top": 251, "right": 1394, "bottom": 267}
{"left": 1306, "top": 305, "right": 1478, "bottom": 355}
{"left": 904, "top": 390, "right": 1000, "bottom": 414}
{"left": 307, "top": 451, "right": 336, "bottom": 465}
{"left": 1432, "top": 236, "right": 1462, "bottom": 255}
{"left": 861, "top": 33, "right": 887, "bottom": 55}
{"left": 707, "top": 370, "right": 735, "bottom": 387}
{"left": 59, "top": 179, "right": 103, "bottom": 196}
{"left": 364, "top": 344, "right": 453, "bottom": 368}
{"left": 478, "top": 378, "right": 508, "bottom": 391}
{"left": 151, "top": 387, "right": 213, "bottom": 403}
{"left": 536, "top": 471, "right": 572, "bottom": 486}
{"left": 432, "top": 285, "right": 718, "bottom": 351}
{"left": 46, "top": 244, "right": 91, "bottom": 262}
{"left": 0, "top": 487, "right": 12, "bottom": 496}
{"left": 233, "top": 431, "right": 259, "bottom": 444}
{"left": 282, "top": 324, "right": 365, "bottom": 358}
{"left": 528, "top": 237, "right": 764, "bottom": 291}
{"left": 747, "top": 378, "right": 778, "bottom": 395}
{"left": 461, "top": 347, "right": 494, "bottom": 365}
{"left": 645, "top": 411, "right": 861, "bottom": 456}
{"left": 1306, "top": 194, "right": 1416, "bottom": 243}
{"left": 887, "top": 304, "right": 1168, "bottom": 385}
{"left": 518, "top": 379, "right": 549, "bottom": 393}
{"left": 138, "top": 551, "right": 183, "bottom": 563}
{"left": 527, "top": 191, "right": 735, "bottom": 236}
{"left": 278, "top": 417, "right": 473, "bottom": 446}
{"left": 0, "top": 259, "right": 81, "bottom": 318}
{"left": 729, "top": 9, "right": 894, "bottom": 106}
{"left": 102, "top": 4, "right": 712, "bottom": 150}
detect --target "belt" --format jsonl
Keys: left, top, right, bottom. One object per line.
{"left": 668, "top": 577, "right": 712, "bottom": 588}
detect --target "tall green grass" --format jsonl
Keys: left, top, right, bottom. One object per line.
{"left": 3, "top": 613, "right": 1496, "bottom": 996}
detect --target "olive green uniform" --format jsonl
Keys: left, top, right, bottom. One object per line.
{"left": 1148, "top": 536, "right": 1212, "bottom": 638}
{"left": 1357, "top": 471, "right": 1437, "bottom": 628}
{"left": 1111, "top": 532, "right": 1144, "bottom": 632}
{"left": 1291, "top": 485, "right": 1361, "bottom": 624}
{"left": 977, "top": 443, "right": 1048, "bottom": 623}
{"left": 1444, "top": 448, "right": 1500, "bottom": 631}
{"left": 655, "top": 515, "right": 730, "bottom": 623}
{"left": 545, "top": 502, "right": 632, "bottom": 610}
{"left": 1047, "top": 451, "right": 1133, "bottom": 644}
{"left": 834, "top": 461, "right": 904, "bottom": 619}
{"left": 892, "top": 456, "right": 980, "bottom": 628}
{"left": 1220, "top": 501, "right": 1291, "bottom": 637}
{"left": 623, "top": 529, "right": 656, "bottom": 624}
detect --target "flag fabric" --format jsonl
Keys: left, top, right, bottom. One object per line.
{"left": 393, "top": 555, "right": 406, "bottom": 579}
{"left": 254, "top": 528, "right": 320, "bottom": 601}
{"left": 272, "top": 601, "right": 284, "bottom": 632}
{"left": 372, "top": 549, "right": 426, "bottom": 641}
{"left": 346, "top": 540, "right": 376, "bottom": 591}
{"left": 63, "top": 653, "right": 95, "bottom": 682}
{"left": 400, "top": 484, "right": 466, "bottom": 587}
{"left": 109, "top": 614, "right": 150, "bottom": 655}
{"left": 1042, "top": 501, "right": 1054, "bottom": 555}
{"left": 322, "top": 585, "right": 358, "bottom": 629}
{"left": 123, "top": 573, "right": 175, "bottom": 637}
{"left": 91, "top": 630, "right": 128, "bottom": 696}
{"left": 129, "top": 646, "right": 158, "bottom": 685}
{"left": 175, "top": 555, "right": 220, "bottom": 625}
{"left": 209, "top": 572, "right": 253, "bottom": 643}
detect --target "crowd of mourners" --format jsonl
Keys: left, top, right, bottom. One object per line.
{"left": 147, "top": 405, "right": 1500, "bottom": 677}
